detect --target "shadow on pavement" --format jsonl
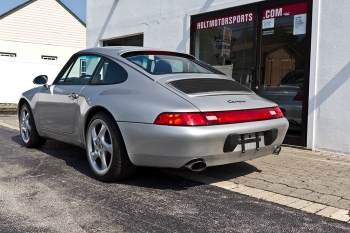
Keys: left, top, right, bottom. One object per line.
{"left": 10, "top": 134, "right": 206, "bottom": 190}
{"left": 202, "top": 162, "right": 262, "bottom": 180}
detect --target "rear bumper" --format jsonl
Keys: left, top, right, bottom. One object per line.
{"left": 118, "top": 118, "right": 288, "bottom": 168}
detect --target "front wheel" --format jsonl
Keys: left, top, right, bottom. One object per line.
{"left": 19, "top": 103, "right": 46, "bottom": 148}
{"left": 86, "top": 112, "right": 136, "bottom": 181}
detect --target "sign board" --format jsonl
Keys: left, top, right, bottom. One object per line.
{"left": 194, "top": 12, "right": 254, "bottom": 30}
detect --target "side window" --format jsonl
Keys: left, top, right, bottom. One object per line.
{"left": 91, "top": 59, "right": 128, "bottom": 84}
{"left": 60, "top": 55, "right": 101, "bottom": 85}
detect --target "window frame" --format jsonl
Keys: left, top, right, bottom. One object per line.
{"left": 53, "top": 53, "right": 128, "bottom": 86}
{"left": 41, "top": 55, "right": 57, "bottom": 60}
{"left": 53, "top": 54, "right": 101, "bottom": 85}
{"left": 0, "top": 52, "right": 16, "bottom": 57}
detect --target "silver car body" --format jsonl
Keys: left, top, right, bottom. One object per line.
{"left": 19, "top": 47, "right": 288, "bottom": 169}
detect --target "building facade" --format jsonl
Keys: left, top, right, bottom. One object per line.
{"left": 0, "top": 0, "right": 86, "bottom": 103}
{"left": 86, "top": 0, "right": 350, "bottom": 156}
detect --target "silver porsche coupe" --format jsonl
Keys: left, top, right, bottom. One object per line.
{"left": 18, "top": 47, "right": 288, "bottom": 181}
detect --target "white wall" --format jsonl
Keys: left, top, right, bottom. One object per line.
{"left": 0, "top": 56, "right": 59, "bottom": 103}
{"left": 312, "top": 0, "right": 350, "bottom": 155}
{"left": 0, "top": 40, "right": 80, "bottom": 69}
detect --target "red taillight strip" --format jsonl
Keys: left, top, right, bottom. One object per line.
{"left": 154, "top": 107, "right": 284, "bottom": 126}
{"left": 154, "top": 113, "right": 207, "bottom": 126}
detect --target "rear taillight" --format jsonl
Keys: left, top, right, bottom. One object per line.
{"left": 154, "top": 113, "right": 207, "bottom": 126}
{"left": 202, "top": 107, "right": 283, "bottom": 125}
{"left": 154, "top": 107, "right": 284, "bottom": 126}
{"left": 274, "top": 107, "right": 284, "bottom": 118}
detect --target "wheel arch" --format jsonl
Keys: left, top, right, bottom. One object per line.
{"left": 17, "top": 98, "right": 29, "bottom": 118}
{"left": 83, "top": 106, "right": 127, "bottom": 149}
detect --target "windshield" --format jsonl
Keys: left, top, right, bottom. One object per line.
{"left": 122, "top": 52, "right": 214, "bottom": 75}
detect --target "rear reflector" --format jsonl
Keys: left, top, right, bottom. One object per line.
{"left": 154, "top": 107, "right": 284, "bottom": 126}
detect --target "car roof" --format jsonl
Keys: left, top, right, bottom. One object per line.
{"left": 78, "top": 46, "right": 195, "bottom": 59}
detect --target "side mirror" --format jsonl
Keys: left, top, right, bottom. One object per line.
{"left": 33, "top": 75, "right": 48, "bottom": 85}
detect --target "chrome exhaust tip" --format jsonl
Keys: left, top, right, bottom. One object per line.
{"left": 184, "top": 159, "right": 206, "bottom": 172}
{"left": 273, "top": 145, "right": 282, "bottom": 155}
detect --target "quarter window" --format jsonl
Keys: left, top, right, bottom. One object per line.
{"left": 91, "top": 59, "right": 128, "bottom": 84}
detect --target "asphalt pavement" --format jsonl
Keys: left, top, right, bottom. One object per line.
{"left": 0, "top": 116, "right": 350, "bottom": 232}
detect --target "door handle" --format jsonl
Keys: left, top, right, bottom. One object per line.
{"left": 68, "top": 92, "right": 79, "bottom": 99}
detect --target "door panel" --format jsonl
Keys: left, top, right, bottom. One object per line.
{"left": 37, "top": 55, "right": 102, "bottom": 134}
{"left": 38, "top": 85, "right": 83, "bottom": 133}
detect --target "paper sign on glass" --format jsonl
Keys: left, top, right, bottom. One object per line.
{"left": 293, "top": 14, "right": 307, "bottom": 35}
{"left": 262, "top": 18, "right": 274, "bottom": 29}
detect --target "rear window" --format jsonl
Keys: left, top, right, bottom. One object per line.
{"left": 122, "top": 52, "right": 214, "bottom": 75}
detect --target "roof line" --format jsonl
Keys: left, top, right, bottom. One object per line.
{"left": 0, "top": 0, "right": 37, "bottom": 20}
{"left": 55, "top": 0, "right": 86, "bottom": 27}
{"left": 0, "top": 0, "right": 86, "bottom": 27}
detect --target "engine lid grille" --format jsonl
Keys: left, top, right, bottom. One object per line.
{"left": 169, "top": 78, "right": 251, "bottom": 95}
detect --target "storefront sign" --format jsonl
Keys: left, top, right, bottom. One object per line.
{"left": 195, "top": 12, "right": 254, "bottom": 30}
{"left": 262, "top": 2, "right": 307, "bottom": 19}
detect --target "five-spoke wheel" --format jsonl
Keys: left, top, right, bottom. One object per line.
{"left": 20, "top": 106, "right": 31, "bottom": 143}
{"left": 86, "top": 112, "right": 136, "bottom": 181}
{"left": 19, "top": 103, "right": 46, "bottom": 148}
{"left": 87, "top": 119, "right": 113, "bottom": 175}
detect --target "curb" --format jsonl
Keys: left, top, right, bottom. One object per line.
{"left": 0, "top": 106, "right": 17, "bottom": 115}
{"left": 163, "top": 169, "right": 350, "bottom": 223}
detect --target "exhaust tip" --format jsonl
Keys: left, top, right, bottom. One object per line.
{"left": 273, "top": 145, "right": 282, "bottom": 155}
{"left": 184, "top": 159, "right": 206, "bottom": 172}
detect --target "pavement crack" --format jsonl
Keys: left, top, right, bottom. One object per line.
{"left": 26, "top": 159, "right": 44, "bottom": 178}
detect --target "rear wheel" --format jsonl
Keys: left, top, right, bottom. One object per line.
{"left": 86, "top": 112, "right": 136, "bottom": 181}
{"left": 19, "top": 103, "right": 46, "bottom": 148}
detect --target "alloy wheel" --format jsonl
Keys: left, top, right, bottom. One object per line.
{"left": 87, "top": 119, "right": 113, "bottom": 175}
{"left": 20, "top": 107, "right": 31, "bottom": 143}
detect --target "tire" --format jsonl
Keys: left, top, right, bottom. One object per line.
{"left": 19, "top": 103, "right": 46, "bottom": 148}
{"left": 86, "top": 112, "right": 137, "bottom": 181}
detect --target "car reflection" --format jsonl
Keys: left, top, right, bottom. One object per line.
{"left": 260, "top": 70, "right": 303, "bottom": 133}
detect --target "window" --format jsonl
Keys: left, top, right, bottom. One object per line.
{"left": 0, "top": 52, "right": 16, "bottom": 57}
{"left": 42, "top": 55, "right": 57, "bottom": 60}
{"left": 58, "top": 55, "right": 101, "bottom": 85}
{"left": 91, "top": 59, "right": 128, "bottom": 84}
{"left": 122, "top": 52, "right": 213, "bottom": 75}
{"left": 80, "top": 59, "right": 87, "bottom": 76}
{"left": 103, "top": 34, "right": 143, "bottom": 47}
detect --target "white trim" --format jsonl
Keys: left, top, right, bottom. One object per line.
{"left": 307, "top": 0, "right": 321, "bottom": 150}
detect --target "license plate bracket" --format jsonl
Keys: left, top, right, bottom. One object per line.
{"left": 238, "top": 133, "right": 261, "bottom": 153}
